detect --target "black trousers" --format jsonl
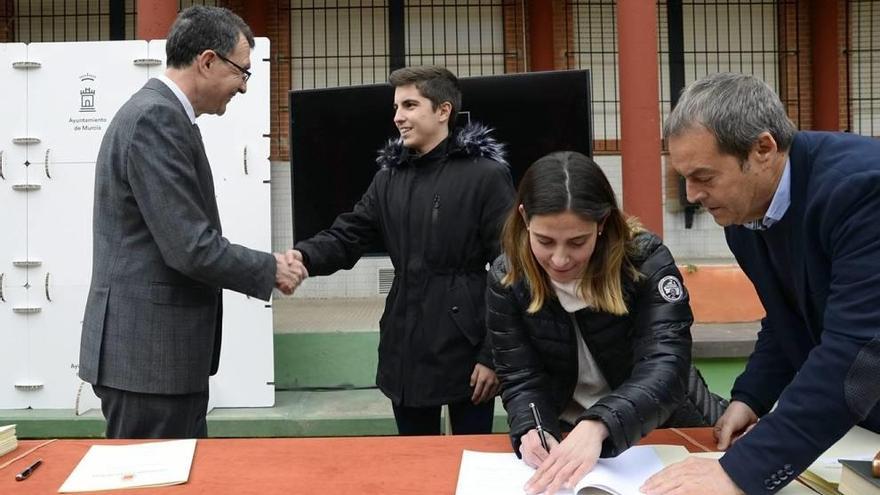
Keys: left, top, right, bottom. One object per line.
{"left": 93, "top": 384, "right": 209, "bottom": 439}
{"left": 392, "top": 398, "right": 495, "bottom": 435}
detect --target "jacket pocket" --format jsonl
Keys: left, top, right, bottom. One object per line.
{"left": 150, "top": 283, "right": 216, "bottom": 306}
{"left": 448, "top": 279, "right": 483, "bottom": 346}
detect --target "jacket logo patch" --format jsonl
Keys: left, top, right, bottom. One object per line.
{"left": 658, "top": 276, "right": 684, "bottom": 303}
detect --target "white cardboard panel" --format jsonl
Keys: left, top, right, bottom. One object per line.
{"left": 1, "top": 39, "right": 275, "bottom": 409}
{"left": 1, "top": 156, "right": 28, "bottom": 273}
{"left": 145, "top": 41, "right": 166, "bottom": 79}
{"left": 1, "top": 145, "right": 29, "bottom": 409}
{"left": 1, "top": 43, "right": 29, "bottom": 160}
{"left": 209, "top": 38, "right": 272, "bottom": 264}
{"left": 0, "top": 286, "right": 36, "bottom": 409}
{"left": 26, "top": 41, "right": 149, "bottom": 164}
{"left": 150, "top": 38, "right": 276, "bottom": 408}
{"left": 209, "top": 292, "right": 275, "bottom": 408}
{"left": 27, "top": 162, "right": 96, "bottom": 288}
{"left": 17, "top": 284, "right": 89, "bottom": 409}
{"left": 1, "top": 44, "right": 29, "bottom": 281}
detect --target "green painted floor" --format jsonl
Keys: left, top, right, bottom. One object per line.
{"left": 0, "top": 390, "right": 512, "bottom": 439}
{"left": 0, "top": 357, "right": 745, "bottom": 440}
{"left": 0, "top": 297, "right": 753, "bottom": 439}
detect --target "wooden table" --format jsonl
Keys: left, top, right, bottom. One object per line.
{"left": 0, "top": 428, "right": 717, "bottom": 494}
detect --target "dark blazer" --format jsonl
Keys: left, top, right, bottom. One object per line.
{"left": 489, "top": 232, "right": 725, "bottom": 457}
{"left": 79, "top": 78, "right": 276, "bottom": 395}
{"left": 720, "top": 131, "right": 880, "bottom": 494}
{"left": 296, "top": 124, "right": 515, "bottom": 407}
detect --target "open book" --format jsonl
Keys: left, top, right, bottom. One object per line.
{"left": 455, "top": 445, "right": 687, "bottom": 495}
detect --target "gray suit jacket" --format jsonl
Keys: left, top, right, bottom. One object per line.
{"left": 79, "top": 78, "right": 276, "bottom": 394}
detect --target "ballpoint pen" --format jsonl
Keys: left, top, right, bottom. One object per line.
{"left": 528, "top": 402, "right": 550, "bottom": 452}
{"left": 15, "top": 459, "right": 42, "bottom": 481}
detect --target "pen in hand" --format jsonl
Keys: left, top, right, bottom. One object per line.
{"left": 15, "top": 459, "right": 42, "bottom": 481}
{"left": 528, "top": 402, "right": 550, "bottom": 452}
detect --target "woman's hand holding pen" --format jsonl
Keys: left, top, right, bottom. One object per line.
{"left": 523, "top": 419, "right": 607, "bottom": 495}
{"left": 520, "top": 428, "right": 560, "bottom": 468}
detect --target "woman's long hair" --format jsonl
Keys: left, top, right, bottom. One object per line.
{"left": 500, "top": 151, "right": 641, "bottom": 314}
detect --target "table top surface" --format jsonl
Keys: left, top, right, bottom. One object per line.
{"left": 0, "top": 428, "right": 718, "bottom": 494}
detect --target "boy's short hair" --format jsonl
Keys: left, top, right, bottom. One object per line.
{"left": 389, "top": 66, "right": 461, "bottom": 130}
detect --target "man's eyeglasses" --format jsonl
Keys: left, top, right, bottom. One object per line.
{"left": 215, "top": 52, "right": 251, "bottom": 82}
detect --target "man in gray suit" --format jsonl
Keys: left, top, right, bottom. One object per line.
{"left": 79, "top": 6, "right": 307, "bottom": 439}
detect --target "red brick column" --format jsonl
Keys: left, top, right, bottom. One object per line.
{"left": 527, "top": 0, "right": 553, "bottom": 71}
{"left": 810, "top": 0, "right": 841, "bottom": 130}
{"left": 269, "top": 0, "right": 291, "bottom": 161}
{"left": 503, "top": 0, "right": 526, "bottom": 73}
{"left": 618, "top": 1, "right": 663, "bottom": 236}
{"left": 0, "top": 0, "right": 13, "bottom": 42}
{"left": 136, "top": 0, "right": 177, "bottom": 40}
{"left": 554, "top": 0, "right": 571, "bottom": 70}
{"left": 242, "top": 1, "right": 269, "bottom": 38}
{"left": 778, "top": 1, "right": 808, "bottom": 129}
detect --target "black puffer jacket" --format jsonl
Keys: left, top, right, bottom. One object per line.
{"left": 296, "top": 123, "right": 515, "bottom": 407}
{"left": 488, "top": 231, "right": 726, "bottom": 457}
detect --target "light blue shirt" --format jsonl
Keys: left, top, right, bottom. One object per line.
{"left": 744, "top": 158, "right": 790, "bottom": 230}
{"left": 157, "top": 75, "right": 196, "bottom": 124}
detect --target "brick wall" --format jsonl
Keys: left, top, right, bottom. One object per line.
{"left": 779, "top": 0, "right": 849, "bottom": 132}
{"left": 552, "top": 0, "right": 570, "bottom": 70}
{"left": 268, "top": 0, "right": 290, "bottom": 161}
{"left": 224, "top": 0, "right": 290, "bottom": 161}
{"left": 503, "top": 0, "right": 525, "bottom": 73}
{"left": 223, "top": 0, "right": 246, "bottom": 14}
{"left": 212, "top": 0, "right": 850, "bottom": 258}
{"left": 0, "top": 0, "right": 12, "bottom": 42}
{"left": 838, "top": 0, "right": 850, "bottom": 131}
{"left": 778, "top": 0, "right": 813, "bottom": 130}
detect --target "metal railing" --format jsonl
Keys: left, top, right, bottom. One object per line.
{"left": 849, "top": 0, "right": 880, "bottom": 136}
{"left": 566, "top": 0, "right": 806, "bottom": 153}
{"left": 10, "top": 0, "right": 136, "bottom": 42}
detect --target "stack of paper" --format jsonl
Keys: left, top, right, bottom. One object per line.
{"left": 0, "top": 424, "right": 17, "bottom": 458}
{"left": 59, "top": 439, "right": 197, "bottom": 493}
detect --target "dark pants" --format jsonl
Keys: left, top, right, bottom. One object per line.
{"left": 93, "top": 384, "right": 209, "bottom": 439}
{"left": 392, "top": 398, "right": 495, "bottom": 435}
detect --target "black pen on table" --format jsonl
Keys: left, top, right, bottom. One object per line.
{"left": 528, "top": 402, "right": 550, "bottom": 452}
{"left": 15, "top": 458, "right": 43, "bottom": 481}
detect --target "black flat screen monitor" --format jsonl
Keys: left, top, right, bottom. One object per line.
{"left": 290, "top": 69, "right": 592, "bottom": 253}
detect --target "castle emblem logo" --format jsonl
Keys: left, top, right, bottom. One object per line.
{"left": 79, "top": 74, "right": 96, "bottom": 113}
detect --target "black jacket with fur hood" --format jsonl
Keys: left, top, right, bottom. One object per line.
{"left": 295, "top": 123, "right": 515, "bottom": 407}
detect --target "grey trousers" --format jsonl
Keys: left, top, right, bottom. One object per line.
{"left": 93, "top": 384, "right": 209, "bottom": 439}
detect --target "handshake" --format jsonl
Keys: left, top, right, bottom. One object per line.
{"left": 273, "top": 249, "right": 309, "bottom": 295}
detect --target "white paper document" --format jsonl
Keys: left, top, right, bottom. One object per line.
{"left": 58, "top": 439, "right": 197, "bottom": 493}
{"left": 455, "top": 445, "right": 665, "bottom": 495}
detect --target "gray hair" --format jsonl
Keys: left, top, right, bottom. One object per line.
{"left": 664, "top": 72, "right": 797, "bottom": 163}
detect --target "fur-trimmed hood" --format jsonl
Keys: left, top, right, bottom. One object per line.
{"left": 376, "top": 122, "right": 507, "bottom": 169}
